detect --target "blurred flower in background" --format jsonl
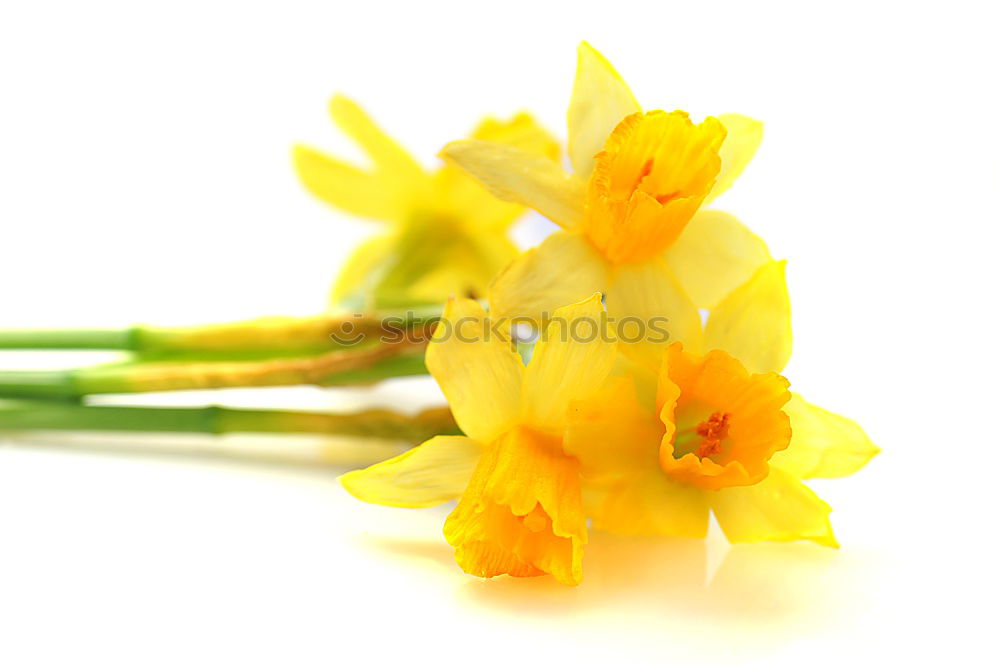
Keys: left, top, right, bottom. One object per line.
{"left": 294, "top": 96, "right": 559, "bottom": 310}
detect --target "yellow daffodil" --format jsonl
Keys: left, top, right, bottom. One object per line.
{"left": 341, "top": 294, "right": 615, "bottom": 585}
{"left": 565, "top": 260, "right": 879, "bottom": 546}
{"left": 441, "top": 42, "right": 771, "bottom": 356}
{"left": 294, "top": 96, "right": 559, "bottom": 309}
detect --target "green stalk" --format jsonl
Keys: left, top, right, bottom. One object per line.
{"left": 0, "top": 398, "right": 458, "bottom": 442}
{"left": 0, "top": 307, "right": 441, "bottom": 354}
{"left": 0, "top": 329, "right": 137, "bottom": 350}
{"left": 0, "top": 340, "right": 429, "bottom": 400}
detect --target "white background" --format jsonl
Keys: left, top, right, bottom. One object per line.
{"left": 1, "top": 1, "right": 998, "bottom": 663}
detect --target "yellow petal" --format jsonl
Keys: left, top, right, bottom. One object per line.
{"left": 433, "top": 113, "right": 560, "bottom": 233}
{"left": 328, "top": 95, "right": 427, "bottom": 189}
{"left": 471, "top": 112, "right": 561, "bottom": 160}
{"left": 771, "top": 393, "right": 880, "bottom": 479}
{"left": 425, "top": 298, "right": 524, "bottom": 443}
{"left": 593, "top": 470, "right": 710, "bottom": 537}
{"left": 521, "top": 293, "right": 617, "bottom": 433}
{"left": 295, "top": 95, "right": 430, "bottom": 221}
{"left": 340, "top": 435, "right": 482, "bottom": 508}
{"left": 704, "top": 259, "right": 792, "bottom": 374}
{"left": 565, "top": 378, "right": 709, "bottom": 537}
{"left": 292, "top": 145, "right": 400, "bottom": 221}
{"left": 604, "top": 256, "right": 704, "bottom": 365}
{"left": 567, "top": 41, "right": 642, "bottom": 177}
{"left": 704, "top": 114, "right": 764, "bottom": 204}
{"left": 488, "top": 231, "right": 609, "bottom": 323}
{"left": 710, "top": 468, "right": 838, "bottom": 547}
{"left": 565, "top": 377, "right": 658, "bottom": 482}
{"left": 431, "top": 168, "right": 523, "bottom": 233}
{"left": 664, "top": 210, "right": 772, "bottom": 309}
{"left": 440, "top": 140, "right": 585, "bottom": 229}
{"left": 328, "top": 235, "right": 393, "bottom": 307}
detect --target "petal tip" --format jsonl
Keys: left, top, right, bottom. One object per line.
{"left": 290, "top": 143, "right": 310, "bottom": 166}
{"left": 328, "top": 92, "right": 355, "bottom": 111}
{"left": 338, "top": 469, "right": 367, "bottom": 502}
{"left": 437, "top": 140, "right": 462, "bottom": 160}
{"left": 816, "top": 532, "right": 841, "bottom": 549}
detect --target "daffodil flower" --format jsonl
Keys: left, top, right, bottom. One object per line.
{"left": 441, "top": 42, "right": 770, "bottom": 356}
{"left": 341, "top": 294, "right": 615, "bottom": 585}
{"left": 565, "top": 260, "right": 879, "bottom": 546}
{"left": 294, "top": 96, "right": 559, "bottom": 309}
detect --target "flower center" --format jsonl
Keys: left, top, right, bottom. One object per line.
{"left": 695, "top": 412, "right": 731, "bottom": 457}
{"left": 656, "top": 344, "right": 793, "bottom": 490}
{"left": 672, "top": 411, "right": 732, "bottom": 460}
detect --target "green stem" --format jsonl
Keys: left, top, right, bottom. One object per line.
{"left": 0, "top": 307, "right": 441, "bottom": 354}
{"left": 0, "top": 398, "right": 458, "bottom": 442}
{"left": 0, "top": 340, "right": 429, "bottom": 400}
{"left": 0, "top": 329, "right": 138, "bottom": 350}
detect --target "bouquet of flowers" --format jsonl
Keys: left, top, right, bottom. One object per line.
{"left": 0, "top": 43, "right": 877, "bottom": 585}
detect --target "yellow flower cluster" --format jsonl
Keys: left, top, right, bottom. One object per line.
{"left": 334, "top": 43, "right": 878, "bottom": 585}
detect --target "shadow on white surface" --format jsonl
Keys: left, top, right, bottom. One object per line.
{"left": 362, "top": 527, "right": 881, "bottom": 654}
{"left": 0, "top": 434, "right": 885, "bottom": 661}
